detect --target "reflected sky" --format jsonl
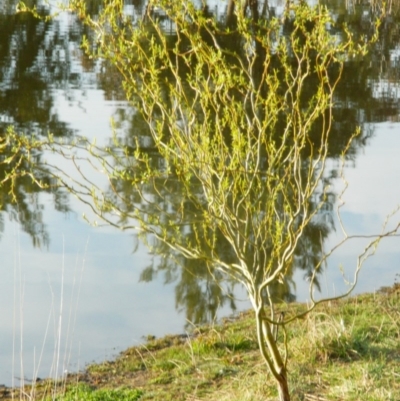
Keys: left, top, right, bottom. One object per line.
{"left": 294, "top": 122, "right": 400, "bottom": 302}
{"left": 0, "top": 197, "right": 186, "bottom": 385}
{"left": 340, "top": 123, "right": 400, "bottom": 220}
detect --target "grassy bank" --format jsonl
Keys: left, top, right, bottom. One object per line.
{"left": 2, "top": 286, "right": 400, "bottom": 401}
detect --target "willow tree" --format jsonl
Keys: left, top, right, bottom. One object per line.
{"left": 6, "top": 0, "right": 399, "bottom": 400}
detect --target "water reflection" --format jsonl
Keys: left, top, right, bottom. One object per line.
{"left": 0, "top": 0, "right": 400, "bottom": 386}
{"left": 0, "top": 3, "right": 75, "bottom": 246}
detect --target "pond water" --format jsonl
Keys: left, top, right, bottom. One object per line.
{"left": 1, "top": 0, "right": 400, "bottom": 387}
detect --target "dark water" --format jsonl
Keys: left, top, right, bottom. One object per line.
{"left": 0, "top": 0, "right": 399, "bottom": 386}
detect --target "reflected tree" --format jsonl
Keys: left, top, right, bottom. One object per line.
{"left": 0, "top": 3, "right": 75, "bottom": 136}
{"left": 0, "top": 1, "right": 73, "bottom": 244}
{"left": 0, "top": 128, "right": 70, "bottom": 247}
{"left": 0, "top": 0, "right": 107, "bottom": 245}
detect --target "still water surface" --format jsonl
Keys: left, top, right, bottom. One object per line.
{"left": 1, "top": 0, "right": 400, "bottom": 386}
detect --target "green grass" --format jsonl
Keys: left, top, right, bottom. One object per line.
{"left": 5, "top": 287, "right": 400, "bottom": 401}
{"left": 50, "top": 384, "right": 143, "bottom": 401}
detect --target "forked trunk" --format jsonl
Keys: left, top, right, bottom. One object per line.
{"left": 276, "top": 369, "right": 290, "bottom": 401}
{"left": 256, "top": 313, "right": 291, "bottom": 401}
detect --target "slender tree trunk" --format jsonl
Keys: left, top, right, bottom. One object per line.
{"left": 258, "top": 315, "right": 291, "bottom": 401}
{"left": 277, "top": 369, "right": 290, "bottom": 401}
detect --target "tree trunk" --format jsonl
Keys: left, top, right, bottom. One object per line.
{"left": 257, "top": 315, "right": 290, "bottom": 401}
{"left": 277, "top": 369, "right": 290, "bottom": 401}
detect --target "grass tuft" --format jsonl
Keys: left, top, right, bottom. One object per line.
{"left": 50, "top": 383, "right": 143, "bottom": 401}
